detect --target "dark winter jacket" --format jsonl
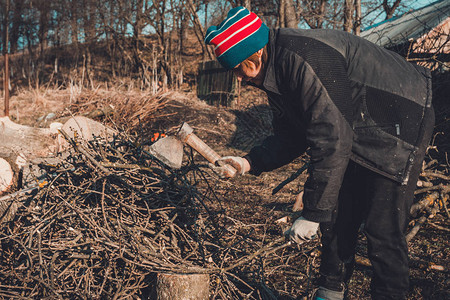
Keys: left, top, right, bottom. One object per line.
{"left": 245, "top": 28, "right": 433, "bottom": 222}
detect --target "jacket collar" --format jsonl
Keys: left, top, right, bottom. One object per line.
{"left": 261, "top": 29, "right": 281, "bottom": 95}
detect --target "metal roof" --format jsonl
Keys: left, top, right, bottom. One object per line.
{"left": 361, "top": 0, "right": 450, "bottom": 48}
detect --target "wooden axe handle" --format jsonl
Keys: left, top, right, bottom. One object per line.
{"left": 178, "top": 123, "right": 237, "bottom": 177}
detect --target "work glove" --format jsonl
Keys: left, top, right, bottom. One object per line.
{"left": 285, "top": 216, "right": 319, "bottom": 244}
{"left": 209, "top": 156, "right": 248, "bottom": 178}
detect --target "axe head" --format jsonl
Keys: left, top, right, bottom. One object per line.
{"left": 148, "top": 136, "right": 184, "bottom": 169}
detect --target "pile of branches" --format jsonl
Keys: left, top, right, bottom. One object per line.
{"left": 0, "top": 130, "right": 302, "bottom": 299}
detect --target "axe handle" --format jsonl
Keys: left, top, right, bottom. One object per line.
{"left": 184, "top": 133, "right": 237, "bottom": 177}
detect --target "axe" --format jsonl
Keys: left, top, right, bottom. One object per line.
{"left": 148, "top": 122, "right": 237, "bottom": 177}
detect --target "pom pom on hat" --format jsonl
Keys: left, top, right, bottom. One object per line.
{"left": 205, "top": 7, "right": 269, "bottom": 70}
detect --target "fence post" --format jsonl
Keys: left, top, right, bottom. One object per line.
{"left": 4, "top": 53, "right": 9, "bottom": 117}
{"left": 3, "top": 0, "right": 10, "bottom": 117}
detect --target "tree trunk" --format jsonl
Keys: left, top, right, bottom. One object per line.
{"left": 316, "top": 0, "right": 327, "bottom": 29}
{"left": 185, "top": 0, "right": 214, "bottom": 60}
{"left": 383, "top": 0, "right": 402, "bottom": 20}
{"left": 37, "top": 0, "right": 50, "bottom": 54}
{"left": 284, "top": 0, "right": 298, "bottom": 28}
{"left": 279, "top": 0, "right": 299, "bottom": 28}
{"left": 69, "top": 0, "right": 79, "bottom": 46}
{"left": 2, "top": 0, "right": 10, "bottom": 55}
{"left": 83, "top": 0, "right": 97, "bottom": 43}
{"left": 156, "top": 273, "right": 209, "bottom": 300}
{"left": 354, "top": 0, "right": 361, "bottom": 36}
{"left": 10, "top": 0, "right": 24, "bottom": 54}
{"left": 278, "top": 0, "right": 286, "bottom": 27}
{"left": 343, "top": 0, "right": 353, "bottom": 32}
{"left": 180, "top": 9, "right": 189, "bottom": 55}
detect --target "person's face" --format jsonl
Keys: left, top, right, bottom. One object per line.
{"left": 231, "top": 50, "right": 264, "bottom": 86}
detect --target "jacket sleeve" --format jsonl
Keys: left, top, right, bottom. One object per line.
{"left": 296, "top": 60, "right": 353, "bottom": 223}
{"left": 245, "top": 110, "right": 307, "bottom": 176}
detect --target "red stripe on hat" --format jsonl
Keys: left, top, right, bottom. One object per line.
{"left": 214, "top": 18, "right": 262, "bottom": 57}
{"left": 210, "top": 13, "right": 256, "bottom": 46}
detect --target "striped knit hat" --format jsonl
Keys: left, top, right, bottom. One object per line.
{"left": 205, "top": 7, "right": 269, "bottom": 70}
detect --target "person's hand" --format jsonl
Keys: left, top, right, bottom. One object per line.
{"left": 284, "top": 216, "right": 319, "bottom": 244}
{"left": 209, "top": 156, "right": 250, "bottom": 178}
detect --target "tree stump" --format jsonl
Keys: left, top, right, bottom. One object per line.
{"left": 156, "top": 273, "right": 209, "bottom": 300}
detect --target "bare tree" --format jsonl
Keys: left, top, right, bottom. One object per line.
{"left": 186, "top": 0, "right": 214, "bottom": 60}
{"left": 343, "top": 0, "right": 353, "bottom": 32}
{"left": 301, "top": 0, "right": 328, "bottom": 29}
{"left": 9, "top": 0, "right": 25, "bottom": 54}
{"left": 230, "top": 0, "right": 251, "bottom": 9}
{"left": 0, "top": 0, "right": 9, "bottom": 55}
{"left": 279, "top": 0, "right": 298, "bottom": 28}
{"left": 383, "top": 0, "right": 402, "bottom": 20}
{"left": 68, "top": 0, "right": 80, "bottom": 46}
{"left": 354, "top": 0, "right": 361, "bottom": 35}
{"left": 82, "top": 0, "right": 97, "bottom": 43}
{"left": 343, "top": 0, "right": 361, "bottom": 35}
{"left": 35, "top": 0, "right": 51, "bottom": 53}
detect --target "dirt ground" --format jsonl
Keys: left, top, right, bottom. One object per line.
{"left": 2, "top": 85, "right": 449, "bottom": 299}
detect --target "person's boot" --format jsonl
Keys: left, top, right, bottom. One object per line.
{"left": 313, "top": 286, "right": 345, "bottom": 300}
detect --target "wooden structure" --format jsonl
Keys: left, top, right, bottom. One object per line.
{"left": 362, "top": 0, "right": 450, "bottom": 152}
{"left": 361, "top": 0, "right": 450, "bottom": 72}
{"left": 197, "top": 60, "right": 237, "bottom": 107}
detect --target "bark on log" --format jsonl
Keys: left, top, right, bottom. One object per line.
{"left": 0, "top": 116, "right": 115, "bottom": 222}
{"left": 0, "top": 158, "right": 14, "bottom": 194}
{"left": 0, "top": 117, "right": 59, "bottom": 159}
{"left": 0, "top": 117, "right": 60, "bottom": 194}
{"left": 0, "top": 116, "right": 114, "bottom": 184}
{"left": 57, "top": 116, "right": 116, "bottom": 151}
{"left": 156, "top": 273, "right": 209, "bottom": 300}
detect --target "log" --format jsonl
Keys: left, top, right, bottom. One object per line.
{"left": 0, "top": 158, "right": 14, "bottom": 194}
{"left": 0, "top": 116, "right": 115, "bottom": 221}
{"left": 57, "top": 116, "right": 116, "bottom": 151}
{"left": 0, "top": 117, "right": 61, "bottom": 195}
{"left": 0, "top": 117, "right": 59, "bottom": 159}
{"left": 0, "top": 116, "right": 115, "bottom": 178}
{"left": 156, "top": 273, "right": 209, "bottom": 300}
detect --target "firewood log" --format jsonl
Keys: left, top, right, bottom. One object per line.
{"left": 0, "top": 117, "right": 60, "bottom": 194}
{"left": 156, "top": 273, "right": 209, "bottom": 300}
